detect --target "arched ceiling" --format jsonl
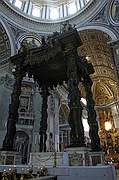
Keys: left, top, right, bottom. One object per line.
{"left": 78, "top": 29, "right": 118, "bottom": 107}
{"left": 0, "top": 23, "right": 11, "bottom": 65}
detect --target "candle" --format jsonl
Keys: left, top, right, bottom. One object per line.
{"left": 35, "top": 135, "right": 37, "bottom": 145}
{"left": 43, "top": 134, "right": 44, "bottom": 143}
{"left": 39, "top": 135, "right": 40, "bottom": 144}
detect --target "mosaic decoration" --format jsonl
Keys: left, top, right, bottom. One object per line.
{"left": 93, "top": 6, "right": 107, "bottom": 23}
{"left": 110, "top": 0, "right": 119, "bottom": 24}
{"left": 17, "top": 36, "right": 41, "bottom": 52}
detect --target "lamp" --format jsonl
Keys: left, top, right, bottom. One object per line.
{"left": 105, "top": 121, "right": 112, "bottom": 131}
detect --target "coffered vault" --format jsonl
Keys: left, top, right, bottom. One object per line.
{"left": 78, "top": 29, "right": 118, "bottom": 106}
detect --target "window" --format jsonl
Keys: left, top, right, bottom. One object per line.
{"left": 68, "top": 2, "right": 77, "bottom": 15}
{"left": 9, "top": 0, "right": 13, "bottom": 3}
{"left": 14, "top": 0, "right": 23, "bottom": 9}
{"left": 80, "top": 0, "right": 85, "bottom": 8}
{"left": 32, "top": 6, "right": 41, "bottom": 17}
{"left": 50, "top": 7, "right": 59, "bottom": 19}
{"left": 8, "top": 0, "right": 92, "bottom": 20}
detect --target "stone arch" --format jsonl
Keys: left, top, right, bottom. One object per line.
{"left": 0, "top": 17, "right": 16, "bottom": 56}
{"left": 77, "top": 25, "right": 117, "bottom": 40}
{"left": 16, "top": 33, "right": 42, "bottom": 53}
{"left": 59, "top": 103, "right": 69, "bottom": 125}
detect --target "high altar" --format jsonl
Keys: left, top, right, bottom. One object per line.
{"left": 1, "top": 25, "right": 102, "bottom": 165}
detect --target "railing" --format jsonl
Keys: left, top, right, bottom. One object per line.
{"left": 1, "top": 165, "right": 57, "bottom": 180}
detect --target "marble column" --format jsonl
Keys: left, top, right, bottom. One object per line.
{"left": 39, "top": 85, "right": 49, "bottom": 152}
{"left": 82, "top": 75, "right": 101, "bottom": 151}
{"left": 66, "top": 47, "right": 85, "bottom": 147}
{"left": 54, "top": 91, "right": 60, "bottom": 151}
{"left": 2, "top": 65, "right": 25, "bottom": 151}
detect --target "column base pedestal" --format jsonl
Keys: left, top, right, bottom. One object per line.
{"left": 89, "top": 151, "right": 105, "bottom": 166}
{"left": 64, "top": 146, "right": 91, "bottom": 166}
{"left": 29, "top": 148, "right": 105, "bottom": 167}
